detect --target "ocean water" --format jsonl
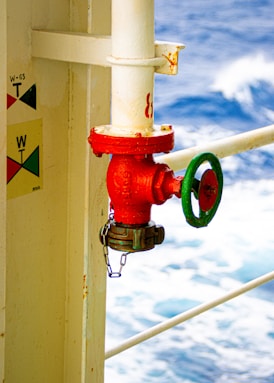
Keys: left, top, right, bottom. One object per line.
{"left": 105, "top": 1, "right": 274, "bottom": 382}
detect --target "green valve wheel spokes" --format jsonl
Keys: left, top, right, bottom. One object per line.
{"left": 182, "top": 152, "right": 223, "bottom": 228}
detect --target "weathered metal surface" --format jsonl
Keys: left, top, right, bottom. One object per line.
{"left": 88, "top": 125, "right": 174, "bottom": 156}
{"left": 106, "top": 154, "right": 182, "bottom": 225}
{"left": 103, "top": 220, "right": 165, "bottom": 252}
{"left": 155, "top": 41, "right": 185, "bottom": 75}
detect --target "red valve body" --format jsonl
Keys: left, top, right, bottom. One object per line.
{"left": 88, "top": 129, "right": 222, "bottom": 250}
{"left": 89, "top": 127, "right": 182, "bottom": 226}
{"left": 107, "top": 154, "right": 182, "bottom": 225}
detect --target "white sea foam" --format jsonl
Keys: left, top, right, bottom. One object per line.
{"left": 211, "top": 54, "right": 274, "bottom": 104}
{"left": 105, "top": 177, "right": 274, "bottom": 382}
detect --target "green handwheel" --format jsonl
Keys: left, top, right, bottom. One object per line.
{"left": 182, "top": 152, "right": 223, "bottom": 228}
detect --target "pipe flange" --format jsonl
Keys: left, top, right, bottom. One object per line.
{"left": 88, "top": 125, "right": 174, "bottom": 156}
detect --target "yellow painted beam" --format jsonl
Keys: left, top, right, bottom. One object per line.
{"left": 4, "top": 0, "right": 110, "bottom": 382}
{"left": 0, "top": 0, "right": 7, "bottom": 381}
{"left": 32, "top": 30, "right": 111, "bottom": 67}
{"left": 6, "top": 1, "right": 69, "bottom": 381}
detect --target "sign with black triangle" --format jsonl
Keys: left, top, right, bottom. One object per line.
{"left": 7, "top": 119, "right": 43, "bottom": 199}
{"left": 7, "top": 84, "right": 36, "bottom": 110}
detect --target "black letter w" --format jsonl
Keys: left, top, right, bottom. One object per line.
{"left": 16, "top": 135, "right": 27, "bottom": 149}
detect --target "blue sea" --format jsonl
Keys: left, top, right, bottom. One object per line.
{"left": 105, "top": 1, "right": 274, "bottom": 382}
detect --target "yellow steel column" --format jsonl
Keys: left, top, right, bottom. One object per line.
{"left": 0, "top": 0, "right": 7, "bottom": 380}
{"left": 5, "top": 0, "right": 110, "bottom": 382}
{"left": 86, "top": 2, "right": 110, "bottom": 382}
{"left": 64, "top": 62, "right": 110, "bottom": 383}
{"left": 6, "top": 0, "right": 70, "bottom": 381}
{"left": 64, "top": 1, "right": 110, "bottom": 382}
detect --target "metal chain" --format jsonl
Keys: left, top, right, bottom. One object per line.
{"left": 101, "top": 219, "right": 129, "bottom": 278}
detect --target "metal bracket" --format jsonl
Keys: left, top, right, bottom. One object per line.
{"left": 31, "top": 30, "right": 111, "bottom": 66}
{"left": 32, "top": 30, "right": 184, "bottom": 75}
{"left": 155, "top": 41, "right": 185, "bottom": 75}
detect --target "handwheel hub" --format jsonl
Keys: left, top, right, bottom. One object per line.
{"left": 199, "top": 169, "right": 219, "bottom": 212}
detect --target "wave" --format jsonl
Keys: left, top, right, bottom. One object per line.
{"left": 105, "top": 178, "right": 274, "bottom": 383}
{"left": 155, "top": 53, "right": 274, "bottom": 133}
{"left": 155, "top": 80, "right": 274, "bottom": 134}
{"left": 155, "top": 92, "right": 255, "bottom": 130}
{"left": 211, "top": 53, "right": 274, "bottom": 104}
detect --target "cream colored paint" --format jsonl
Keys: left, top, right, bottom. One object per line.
{"left": 6, "top": 0, "right": 69, "bottom": 382}
{"left": 32, "top": 30, "right": 112, "bottom": 67}
{"left": 0, "top": 0, "right": 7, "bottom": 381}
{"left": 111, "top": 0, "right": 155, "bottom": 133}
{"left": 4, "top": 0, "right": 110, "bottom": 382}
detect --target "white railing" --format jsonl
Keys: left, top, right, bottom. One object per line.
{"left": 105, "top": 271, "right": 274, "bottom": 359}
{"left": 105, "top": 124, "right": 274, "bottom": 361}
{"left": 156, "top": 124, "right": 274, "bottom": 170}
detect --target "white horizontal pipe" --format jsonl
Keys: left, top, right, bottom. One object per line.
{"left": 105, "top": 270, "right": 274, "bottom": 360}
{"left": 156, "top": 124, "right": 274, "bottom": 172}
{"left": 32, "top": 30, "right": 111, "bottom": 66}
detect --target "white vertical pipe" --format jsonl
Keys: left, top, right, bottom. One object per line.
{"left": 111, "top": 0, "right": 155, "bottom": 134}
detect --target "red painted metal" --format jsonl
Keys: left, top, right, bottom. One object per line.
{"left": 107, "top": 154, "right": 183, "bottom": 225}
{"left": 198, "top": 169, "right": 219, "bottom": 212}
{"left": 88, "top": 127, "right": 174, "bottom": 156}
{"left": 145, "top": 92, "right": 153, "bottom": 119}
{"left": 88, "top": 127, "right": 182, "bottom": 227}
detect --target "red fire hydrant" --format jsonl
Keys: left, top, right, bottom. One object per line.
{"left": 88, "top": 125, "right": 184, "bottom": 252}
{"left": 88, "top": 125, "right": 223, "bottom": 253}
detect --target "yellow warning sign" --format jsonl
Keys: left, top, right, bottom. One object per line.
{"left": 7, "top": 119, "right": 43, "bottom": 199}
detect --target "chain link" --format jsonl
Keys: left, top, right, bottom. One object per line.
{"left": 101, "top": 219, "right": 129, "bottom": 278}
